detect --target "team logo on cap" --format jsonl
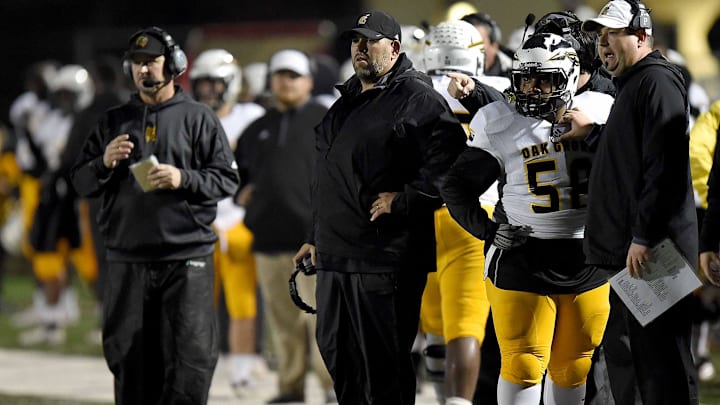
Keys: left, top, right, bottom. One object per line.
{"left": 358, "top": 14, "right": 370, "bottom": 25}
{"left": 135, "top": 35, "right": 149, "bottom": 48}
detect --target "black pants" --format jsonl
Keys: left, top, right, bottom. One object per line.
{"left": 316, "top": 265, "right": 426, "bottom": 405}
{"left": 600, "top": 289, "right": 699, "bottom": 405}
{"left": 103, "top": 256, "right": 218, "bottom": 405}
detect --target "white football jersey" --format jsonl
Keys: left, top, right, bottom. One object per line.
{"left": 467, "top": 91, "right": 614, "bottom": 238}
{"left": 431, "top": 74, "right": 509, "bottom": 206}
{"left": 33, "top": 108, "right": 73, "bottom": 172}
{"left": 214, "top": 102, "right": 265, "bottom": 237}
{"left": 221, "top": 103, "right": 265, "bottom": 149}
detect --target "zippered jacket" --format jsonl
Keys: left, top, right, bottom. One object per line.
{"left": 311, "top": 54, "right": 466, "bottom": 269}
{"left": 235, "top": 100, "right": 328, "bottom": 253}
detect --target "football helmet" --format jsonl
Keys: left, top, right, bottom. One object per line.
{"left": 189, "top": 49, "right": 242, "bottom": 109}
{"left": 47, "top": 64, "right": 94, "bottom": 112}
{"left": 534, "top": 11, "right": 596, "bottom": 73}
{"left": 242, "top": 62, "right": 268, "bottom": 99}
{"left": 401, "top": 25, "right": 427, "bottom": 72}
{"left": 511, "top": 33, "right": 579, "bottom": 120}
{"left": 423, "top": 20, "right": 485, "bottom": 76}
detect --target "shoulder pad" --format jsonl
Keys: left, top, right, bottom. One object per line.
{"left": 573, "top": 91, "right": 614, "bottom": 125}
{"left": 482, "top": 101, "right": 516, "bottom": 134}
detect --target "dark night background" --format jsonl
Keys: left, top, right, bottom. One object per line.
{"left": 3, "top": 0, "right": 720, "bottom": 128}
{"left": 0, "top": 0, "right": 363, "bottom": 126}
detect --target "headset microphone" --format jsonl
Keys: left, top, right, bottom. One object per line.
{"left": 142, "top": 78, "right": 163, "bottom": 88}
{"left": 521, "top": 13, "right": 537, "bottom": 46}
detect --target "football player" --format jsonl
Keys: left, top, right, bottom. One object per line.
{"left": 418, "top": 19, "right": 507, "bottom": 405}
{"left": 441, "top": 33, "right": 614, "bottom": 404}
{"left": 17, "top": 64, "right": 98, "bottom": 346}
{"left": 189, "top": 49, "right": 265, "bottom": 397}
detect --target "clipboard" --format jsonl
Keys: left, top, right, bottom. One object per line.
{"left": 609, "top": 238, "right": 702, "bottom": 326}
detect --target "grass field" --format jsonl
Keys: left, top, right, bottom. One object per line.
{"left": 2, "top": 257, "right": 720, "bottom": 404}
{"left": 0, "top": 257, "right": 102, "bottom": 357}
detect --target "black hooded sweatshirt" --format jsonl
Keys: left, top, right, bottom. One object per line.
{"left": 584, "top": 50, "right": 697, "bottom": 268}
{"left": 71, "top": 86, "right": 239, "bottom": 261}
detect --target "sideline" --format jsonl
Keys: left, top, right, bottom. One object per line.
{"left": 0, "top": 349, "right": 438, "bottom": 404}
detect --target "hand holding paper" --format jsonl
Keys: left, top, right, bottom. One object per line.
{"left": 129, "top": 155, "right": 159, "bottom": 192}
{"left": 610, "top": 238, "right": 702, "bottom": 326}
{"left": 147, "top": 162, "right": 182, "bottom": 190}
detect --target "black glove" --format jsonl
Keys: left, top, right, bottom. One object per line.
{"left": 492, "top": 223, "right": 532, "bottom": 250}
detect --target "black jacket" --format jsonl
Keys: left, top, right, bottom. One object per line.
{"left": 585, "top": 50, "right": 697, "bottom": 267}
{"left": 71, "top": 86, "right": 239, "bottom": 262}
{"left": 312, "top": 54, "right": 466, "bottom": 269}
{"left": 578, "top": 69, "right": 616, "bottom": 98}
{"left": 235, "top": 100, "right": 328, "bottom": 253}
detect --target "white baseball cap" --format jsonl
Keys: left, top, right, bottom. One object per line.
{"left": 582, "top": 1, "right": 652, "bottom": 36}
{"left": 269, "top": 49, "right": 311, "bottom": 76}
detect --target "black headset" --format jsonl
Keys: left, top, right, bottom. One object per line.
{"left": 288, "top": 256, "right": 317, "bottom": 315}
{"left": 461, "top": 12, "right": 501, "bottom": 44}
{"left": 624, "top": 0, "right": 652, "bottom": 32}
{"left": 122, "top": 26, "right": 188, "bottom": 78}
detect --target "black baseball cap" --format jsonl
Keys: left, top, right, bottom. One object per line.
{"left": 341, "top": 10, "right": 402, "bottom": 42}
{"left": 127, "top": 30, "right": 165, "bottom": 57}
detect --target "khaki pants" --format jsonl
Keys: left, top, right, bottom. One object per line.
{"left": 255, "top": 252, "right": 332, "bottom": 395}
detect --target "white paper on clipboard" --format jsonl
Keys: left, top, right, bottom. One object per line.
{"left": 129, "top": 155, "right": 159, "bottom": 192}
{"left": 609, "top": 238, "right": 702, "bottom": 326}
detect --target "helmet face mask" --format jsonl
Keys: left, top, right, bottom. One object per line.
{"left": 511, "top": 33, "right": 579, "bottom": 121}
{"left": 191, "top": 77, "right": 229, "bottom": 111}
{"left": 189, "top": 49, "right": 241, "bottom": 110}
{"left": 423, "top": 20, "right": 485, "bottom": 76}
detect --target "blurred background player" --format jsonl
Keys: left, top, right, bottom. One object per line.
{"left": 419, "top": 19, "right": 506, "bottom": 405}
{"left": 310, "top": 53, "right": 341, "bottom": 108}
{"left": 189, "top": 48, "right": 266, "bottom": 397}
{"left": 7, "top": 61, "right": 58, "bottom": 327}
{"left": 241, "top": 62, "right": 273, "bottom": 109}
{"left": 0, "top": 121, "right": 22, "bottom": 312}
{"left": 58, "top": 55, "right": 128, "bottom": 345}
{"left": 401, "top": 24, "right": 428, "bottom": 72}
{"left": 16, "top": 64, "right": 99, "bottom": 346}
{"left": 690, "top": 98, "right": 720, "bottom": 382}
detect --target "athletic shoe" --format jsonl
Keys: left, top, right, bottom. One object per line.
{"left": 18, "top": 324, "right": 66, "bottom": 346}
{"left": 697, "top": 356, "right": 716, "bottom": 381}
{"left": 230, "top": 378, "right": 257, "bottom": 398}
{"left": 10, "top": 290, "right": 47, "bottom": 328}
{"left": 266, "top": 392, "right": 304, "bottom": 403}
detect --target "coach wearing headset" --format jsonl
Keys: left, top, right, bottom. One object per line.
{"left": 461, "top": 12, "right": 513, "bottom": 77}
{"left": 71, "top": 27, "right": 239, "bottom": 405}
{"left": 562, "top": 1, "right": 698, "bottom": 404}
